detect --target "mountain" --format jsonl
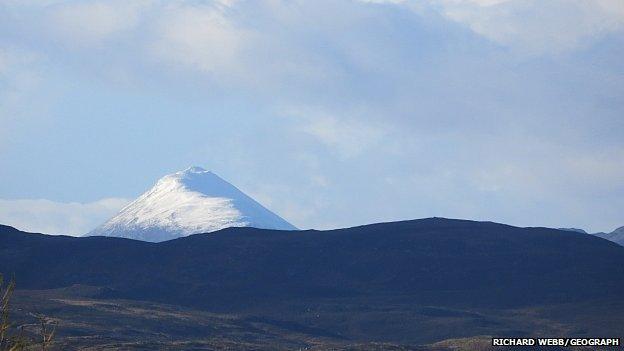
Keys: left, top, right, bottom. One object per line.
{"left": 2, "top": 218, "right": 624, "bottom": 346}
{"left": 594, "top": 226, "right": 624, "bottom": 246}
{"left": 87, "top": 166, "right": 297, "bottom": 242}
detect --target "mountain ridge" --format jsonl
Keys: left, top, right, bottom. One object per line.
{"left": 3, "top": 217, "right": 624, "bottom": 309}
{"left": 559, "top": 226, "right": 624, "bottom": 246}
{"left": 3, "top": 218, "right": 624, "bottom": 345}
{"left": 593, "top": 226, "right": 624, "bottom": 246}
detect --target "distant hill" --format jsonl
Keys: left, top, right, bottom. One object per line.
{"left": 2, "top": 218, "right": 624, "bottom": 310}
{"left": 558, "top": 226, "right": 624, "bottom": 246}
{"left": 87, "top": 166, "right": 296, "bottom": 242}
{"left": 593, "top": 226, "right": 624, "bottom": 246}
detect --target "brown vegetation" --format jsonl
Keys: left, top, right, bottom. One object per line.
{"left": 0, "top": 276, "right": 54, "bottom": 351}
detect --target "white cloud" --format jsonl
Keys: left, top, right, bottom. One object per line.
{"left": 456, "top": 0, "right": 512, "bottom": 6}
{"left": 150, "top": 1, "right": 344, "bottom": 91}
{"left": 0, "top": 198, "right": 130, "bottom": 236}
{"left": 284, "top": 106, "right": 388, "bottom": 158}
{"left": 359, "top": 0, "right": 407, "bottom": 4}
{"left": 47, "top": 0, "right": 151, "bottom": 45}
{"left": 152, "top": 2, "right": 249, "bottom": 76}
{"left": 360, "top": 0, "right": 624, "bottom": 54}
{"left": 438, "top": 0, "right": 624, "bottom": 54}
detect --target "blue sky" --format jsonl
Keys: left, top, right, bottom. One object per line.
{"left": 0, "top": 0, "right": 623, "bottom": 235}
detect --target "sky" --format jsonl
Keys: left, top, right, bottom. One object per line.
{"left": 0, "top": 0, "right": 623, "bottom": 236}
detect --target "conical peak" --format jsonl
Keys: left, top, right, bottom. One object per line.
{"left": 88, "top": 166, "right": 297, "bottom": 241}
{"left": 153, "top": 167, "right": 229, "bottom": 195}
{"left": 181, "top": 166, "right": 210, "bottom": 175}
{"left": 160, "top": 166, "right": 215, "bottom": 183}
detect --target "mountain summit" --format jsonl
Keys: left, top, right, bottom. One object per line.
{"left": 87, "top": 167, "right": 297, "bottom": 242}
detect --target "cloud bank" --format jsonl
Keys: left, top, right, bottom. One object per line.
{"left": 0, "top": 198, "right": 130, "bottom": 236}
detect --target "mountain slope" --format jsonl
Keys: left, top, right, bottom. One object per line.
{"left": 3, "top": 218, "right": 624, "bottom": 345}
{"left": 594, "top": 226, "right": 624, "bottom": 246}
{"left": 88, "top": 167, "right": 296, "bottom": 241}
{"left": 3, "top": 218, "right": 624, "bottom": 309}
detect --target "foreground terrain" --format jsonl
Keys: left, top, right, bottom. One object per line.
{"left": 2, "top": 218, "right": 623, "bottom": 349}
{"left": 10, "top": 287, "right": 624, "bottom": 350}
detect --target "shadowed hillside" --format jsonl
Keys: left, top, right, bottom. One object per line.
{"left": 1, "top": 218, "right": 624, "bottom": 347}
{"left": 1, "top": 218, "right": 623, "bottom": 308}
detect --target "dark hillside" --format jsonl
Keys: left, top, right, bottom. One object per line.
{"left": 1, "top": 218, "right": 623, "bottom": 310}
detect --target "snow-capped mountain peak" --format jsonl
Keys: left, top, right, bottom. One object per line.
{"left": 87, "top": 167, "right": 297, "bottom": 242}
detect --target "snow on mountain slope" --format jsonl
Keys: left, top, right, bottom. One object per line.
{"left": 87, "top": 167, "right": 297, "bottom": 242}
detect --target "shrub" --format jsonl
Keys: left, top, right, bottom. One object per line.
{"left": 0, "top": 276, "right": 54, "bottom": 351}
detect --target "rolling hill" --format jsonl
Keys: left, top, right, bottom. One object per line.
{"left": 2, "top": 218, "right": 624, "bottom": 347}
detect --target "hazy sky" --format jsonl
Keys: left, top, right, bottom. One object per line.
{"left": 1, "top": 0, "right": 623, "bottom": 235}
